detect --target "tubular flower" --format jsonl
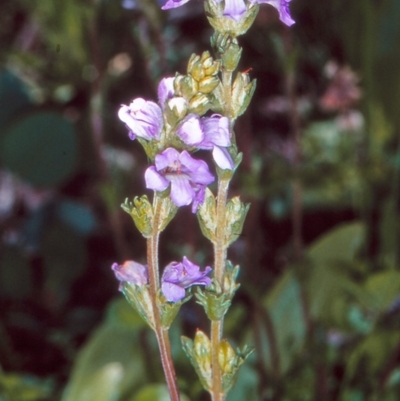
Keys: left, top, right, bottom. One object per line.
{"left": 177, "top": 114, "right": 234, "bottom": 170}
{"left": 118, "top": 77, "right": 176, "bottom": 140}
{"left": 145, "top": 147, "right": 214, "bottom": 213}
{"left": 161, "top": 257, "right": 212, "bottom": 302}
{"left": 111, "top": 261, "right": 148, "bottom": 290}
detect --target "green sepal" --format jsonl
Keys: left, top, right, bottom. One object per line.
{"left": 121, "top": 282, "right": 155, "bottom": 330}
{"left": 231, "top": 72, "right": 257, "bottom": 118}
{"left": 157, "top": 196, "right": 179, "bottom": 232}
{"left": 211, "top": 32, "right": 242, "bottom": 71}
{"left": 181, "top": 331, "right": 213, "bottom": 391}
{"left": 195, "top": 261, "right": 240, "bottom": 320}
{"left": 205, "top": 0, "right": 259, "bottom": 37}
{"left": 196, "top": 187, "right": 217, "bottom": 243}
{"left": 188, "top": 93, "right": 212, "bottom": 115}
{"left": 215, "top": 151, "right": 242, "bottom": 180}
{"left": 158, "top": 292, "right": 191, "bottom": 329}
{"left": 121, "top": 196, "right": 153, "bottom": 238}
{"left": 224, "top": 196, "right": 250, "bottom": 246}
{"left": 137, "top": 137, "right": 160, "bottom": 160}
{"left": 219, "top": 341, "right": 254, "bottom": 393}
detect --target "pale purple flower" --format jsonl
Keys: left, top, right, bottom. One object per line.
{"left": 177, "top": 114, "right": 234, "bottom": 170}
{"left": 112, "top": 261, "right": 148, "bottom": 290}
{"left": 119, "top": 78, "right": 176, "bottom": 140}
{"left": 249, "top": 0, "right": 295, "bottom": 26}
{"left": 145, "top": 147, "right": 214, "bottom": 212}
{"left": 162, "top": 0, "right": 295, "bottom": 26}
{"left": 118, "top": 98, "right": 162, "bottom": 141}
{"left": 161, "top": 257, "right": 212, "bottom": 302}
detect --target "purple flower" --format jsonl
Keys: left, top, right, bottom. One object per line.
{"left": 158, "top": 77, "right": 175, "bottom": 108}
{"left": 177, "top": 114, "right": 234, "bottom": 170}
{"left": 145, "top": 147, "right": 214, "bottom": 212}
{"left": 249, "top": 0, "right": 295, "bottom": 26}
{"left": 161, "top": 257, "right": 212, "bottom": 302}
{"left": 161, "top": 0, "right": 295, "bottom": 26}
{"left": 112, "top": 261, "right": 148, "bottom": 290}
{"left": 118, "top": 98, "right": 162, "bottom": 141}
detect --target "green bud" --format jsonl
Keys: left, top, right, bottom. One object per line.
{"left": 165, "top": 97, "right": 188, "bottom": 126}
{"left": 187, "top": 53, "right": 201, "bottom": 74}
{"left": 121, "top": 196, "right": 153, "bottom": 238}
{"left": 176, "top": 75, "right": 199, "bottom": 100}
{"left": 218, "top": 341, "right": 254, "bottom": 393}
{"left": 196, "top": 187, "right": 217, "bottom": 243}
{"left": 198, "top": 75, "right": 220, "bottom": 94}
{"left": 188, "top": 93, "right": 211, "bottom": 115}
{"left": 231, "top": 72, "right": 256, "bottom": 118}
{"left": 158, "top": 196, "right": 179, "bottom": 232}
{"left": 196, "top": 261, "right": 239, "bottom": 321}
{"left": 121, "top": 282, "right": 155, "bottom": 330}
{"left": 201, "top": 51, "right": 212, "bottom": 64}
{"left": 222, "top": 42, "right": 242, "bottom": 71}
{"left": 181, "top": 331, "right": 213, "bottom": 391}
{"left": 158, "top": 292, "right": 190, "bottom": 329}
{"left": 204, "top": 60, "right": 220, "bottom": 76}
{"left": 224, "top": 196, "right": 250, "bottom": 246}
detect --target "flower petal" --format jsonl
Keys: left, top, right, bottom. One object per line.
{"left": 145, "top": 166, "right": 170, "bottom": 192}
{"left": 251, "top": 0, "right": 295, "bottom": 26}
{"left": 162, "top": 0, "right": 191, "bottom": 10}
{"left": 169, "top": 174, "right": 195, "bottom": 207}
{"left": 112, "top": 261, "right": 148, "bottom": 286}
{"left": 223, "top": 0, "right": 247, "bottom": 21}
{"left": 179, "top": 150, "right": 215, "bottom": 186}
{"left": 177, "top": 114, "right": 204, "bottom": 146}
{"left": 202, "top": 115, "right": 231, "bottom": 148}
{"left": 158, "top": 77, "right": 175, "bottom": 107}
{"left": 212, "top": 146, "right": 235, "bottom": 170}
{"left": 155, "top": 147, "right": 181, "bottom": 171}
{"left": 162, "top": 281, "right": 186, "bottom": 302}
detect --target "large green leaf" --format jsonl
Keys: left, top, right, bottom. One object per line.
{"left": 306, "top": 222, "right": 366, "bottom": 323}
{"left": 61, "top": 323, "right": 147, "bottom": 401}
{"left": 261, "top": 271, "right": 307, "bottom": 375}
{"left": 0, "top": 112, "right": 78, "bottom": 187}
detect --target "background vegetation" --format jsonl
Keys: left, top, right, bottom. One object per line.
{"left": 0, "top": 0, "right": 399, "bottom": 400}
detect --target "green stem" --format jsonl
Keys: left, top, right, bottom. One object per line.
{"left": 210, "top": 69, "right": 234, "bottom": 401}
{"left": 147, "top": 195, "right": 180, "bottom": 401}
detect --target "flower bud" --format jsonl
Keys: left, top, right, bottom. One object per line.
{"left": 165, "top": 97, "right": 188, "bottom": 125}
{"left": 189, "top": 93, "right": 211, "bottom": 115}
{"left": 198, "top": 76, "right": 220, "bottom": 94}
{"left": 177, "top": 75, "right": 199, "bottom": 100}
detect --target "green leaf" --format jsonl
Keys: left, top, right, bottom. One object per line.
{"left": 61, "top": 323, "right": 146, "bottom": 401}
{"left": 0, "top": 112, "right": 78, "bottom": 187}
{"left": 364, "top": 270, "right": 400, "bottom": 314}
{"left": 261, "top": 271, "right": 307, "bottom": 374}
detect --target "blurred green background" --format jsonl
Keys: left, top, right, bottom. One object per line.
{"left": 0, "top": 0, "right": 400, "bottom": 400}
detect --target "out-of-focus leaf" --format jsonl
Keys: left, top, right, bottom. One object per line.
{"left": 61, "top": 323, "right": 146, "bottom": 401}
{"left": 346, "top": 330, "right": 400, "bottom": 380}
{"left": 0, "top": 112, "right": 78, "bottom": 188}
{"left": 226, "top": 358, "right": 258, "bottom": 401}
{"left": 0, "top": 247, "right": 32, "bottom": 299}
{"left": 261, "top": 271, "right": 306, "bottom": 374}
{"left": 56, "top": 199, "right": 96, "bottom": 235}
{"left": 307, "top": 222, "right": 365, "bottom": 265}
{"left": 364, "top": 270, "right": 400, "bottom": 314}
{"left": 75, "top": 362, "right": 124, "bottom": 401}
{"left": 378, "top": 198, "right": 399, "bottom": 266}
{"left": 130, "top": 384, "right": 190, "bottom": 401}
{"left": 0, "top": 372, "right": 53, "bottom": 401}
{"left": 41, "top": 222, "right": 87, "bottom": 304}
{"left": 306, "top": 222, "right": 366, "bottom": 323}
{"left": 106, "top": 298, "right": 147, "bottom": 331}
{"left": 0, "top": 71, "right": 31, "bottom": 134}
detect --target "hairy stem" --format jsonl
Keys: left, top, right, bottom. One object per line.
{"left": 210, "top": 69, "right": 234, "bottom": 401}
{"left": 147, "top": 196, "right": 180, "bottom": 401}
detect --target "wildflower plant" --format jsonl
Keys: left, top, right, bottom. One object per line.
{"left": 112, "top": 0, "right": 296, "bottom": 400}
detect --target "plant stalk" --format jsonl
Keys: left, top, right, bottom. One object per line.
{"left": 147, "top": 195, "right": 180, "bottom": 401}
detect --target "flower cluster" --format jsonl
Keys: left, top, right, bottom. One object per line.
{"left": 112, "top": 257, "right": 212, "bottom": 302}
